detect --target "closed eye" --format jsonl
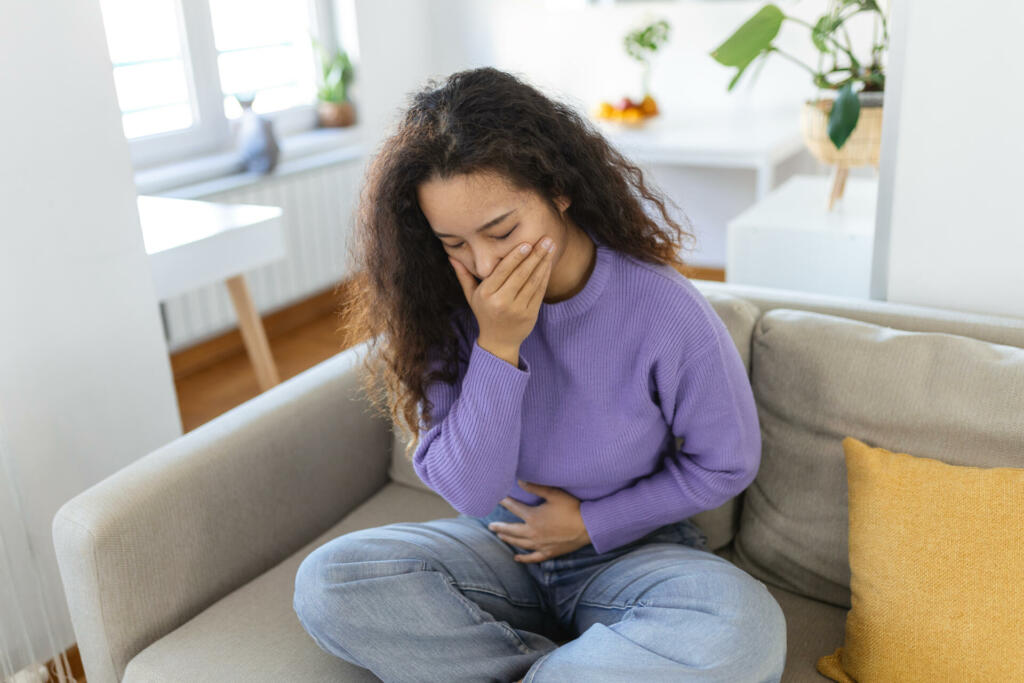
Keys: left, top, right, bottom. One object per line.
{"left": 447, "top": 224, "right": 518, "bottom": 249}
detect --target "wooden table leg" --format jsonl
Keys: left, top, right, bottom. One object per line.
{"left": 225, "top": 274, "right": 281, "bottom": 391}
{"left": 827, "top": 164, "right": 850, "bottom": 211}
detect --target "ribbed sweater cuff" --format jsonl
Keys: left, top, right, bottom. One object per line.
{"left": 460, "top": 339, "right": 530, "bottom": 429}
{"left": 468, "top": 339, "right": 529, "bottom": 375}
{"left": 579, "top": 489, "right": 666, "bottom": 554}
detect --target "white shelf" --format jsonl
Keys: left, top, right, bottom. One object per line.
{"left": 594, "top": 106, "right": 807, "bottom": 200}
{"left": 726, "top": 173, "right": 879, "bottom": 298}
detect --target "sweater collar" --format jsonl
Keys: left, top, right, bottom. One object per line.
{"left": 538, "top": 234, "right": 613, "bottom": 323}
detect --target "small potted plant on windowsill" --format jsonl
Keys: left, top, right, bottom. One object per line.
{"left": 710, "top": 1, "right": 889, "bottom": 209}
{"left": 312, "top": 37, "right": 356, "bottom": 128}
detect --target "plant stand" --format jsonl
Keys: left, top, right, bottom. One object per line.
{"left": 800, "top": 99, "right": 883, "bottom": 211}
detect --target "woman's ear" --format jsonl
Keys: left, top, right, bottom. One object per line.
{"left": 555, "top": 195, "right": 571, "bottom": 214}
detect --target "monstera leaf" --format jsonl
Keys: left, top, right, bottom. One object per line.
{"left": 709, "top": 5, "right": 785, "bottom": 91}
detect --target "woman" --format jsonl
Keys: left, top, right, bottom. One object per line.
{"left": 293, "top": 66, "right": 786, "bottom": 682}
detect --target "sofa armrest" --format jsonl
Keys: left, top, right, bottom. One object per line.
{"left": 52, "top": 340, "right": 394, "bottom": 683}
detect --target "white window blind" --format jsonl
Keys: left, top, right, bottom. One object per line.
{"left": 208, "top": 0, "right": 317, "bottom": 119}
{"left": 98, "top": 0, "right": 333, "bottom": 170}
{"left": 100, "top": 0, "right": 193, "bottom": 139}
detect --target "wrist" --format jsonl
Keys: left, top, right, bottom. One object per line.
{"left": 577, "top": 510, "right": 591, "bottom": 545}
{"left": 477, "top": 338, "right": 520, "bottom": 367}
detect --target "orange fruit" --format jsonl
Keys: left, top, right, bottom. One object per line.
{"left": 640, "top": 95, "right": 658, "bottom": 116}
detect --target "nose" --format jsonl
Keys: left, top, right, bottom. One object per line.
{"left": 469, "top": 246, "right": 503, "bottom": 280}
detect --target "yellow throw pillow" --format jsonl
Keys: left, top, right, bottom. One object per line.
{"left": 817, "top": 436, "right": 1024, "bottom": 682}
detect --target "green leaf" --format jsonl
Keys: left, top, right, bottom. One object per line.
{"left": 625, "top": 19, "right": 670, "bottom": 63}
{"left": 726, "top": 49, "right": 770, "bottom": 92}
{"left": 828, "top": 82, "right": 861, "bottom": 149}
{"left": 727, "top": 60, "right": 751, "bottom": 91}
{"left": 842, "top": 0, "right": 880, "bottom": 10}
{"left": 710, "top": 5, "right": 784, "bottom": 67}
{"left": 811, "top": 14, "right": 839, "bottom": 52}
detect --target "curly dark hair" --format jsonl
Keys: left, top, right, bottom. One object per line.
{"left": 336, "top": 66, "right": 698, "bottom": 461}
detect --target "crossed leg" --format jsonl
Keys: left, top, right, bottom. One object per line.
{"left": 293, "top": 514, "right": 562, "bottom": 682}
{"left": 522, "top": 542, "right": 787, "bottom": 683}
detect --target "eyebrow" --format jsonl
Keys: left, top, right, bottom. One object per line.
{"left": 432, "top": 209, "right": 516, "bottom": 238}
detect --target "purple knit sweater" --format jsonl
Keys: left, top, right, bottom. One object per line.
{"left": 412, "top": 237, "right": 762, "bottom": 554}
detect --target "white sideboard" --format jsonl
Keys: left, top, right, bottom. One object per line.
{"left": 726, "top": 173, "right": 879, "bottom": 298}
{"left": 595, "top": 107, "right": 813, "bottom": 269}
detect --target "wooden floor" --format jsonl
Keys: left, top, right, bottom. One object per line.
{"left": 174, "top": 311, "right": 355, "bottom": 432}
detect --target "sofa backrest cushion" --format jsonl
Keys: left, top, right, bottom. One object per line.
{"left": 389, "top": 291, "right": 760, "bottom": 551}
{"left": 732, "top": 307, "right": 1024, "bottom": 609}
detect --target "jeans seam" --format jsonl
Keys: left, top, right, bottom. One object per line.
{"left": 523, "top": 647, "right": 557, "bottom": 683}
{"left": 439, "top": 574, "right": 535, "bottom": 655}
{"left": 573, "top": 598, "right": 642, "bottom": 610}
{"left": 457, "top": 583, "right": 544, "bottom": 609}
{"left": 524, "top": 603, "right": 645, "bottom": 682}
{"left": 389, "top": 522, "right": 520, "bottom": 595}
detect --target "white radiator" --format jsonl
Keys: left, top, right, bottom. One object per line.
{"left": 160, "top": 159, "right": 364, "bottom": 353}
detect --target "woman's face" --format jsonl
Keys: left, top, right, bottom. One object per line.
{"left": 417, "top": 170, "right": 570, "bottom": 283}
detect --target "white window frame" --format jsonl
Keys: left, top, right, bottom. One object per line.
{"left": 127, "top": 0, "right": 338, "bottom": 171}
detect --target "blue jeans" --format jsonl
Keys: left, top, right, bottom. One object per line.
{"left": 293, "top": 502, "right": 786, "bottom": 682}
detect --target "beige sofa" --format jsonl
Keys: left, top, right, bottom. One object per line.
{"left": 52, "top": 280, "right": 1024, "bottom": 682}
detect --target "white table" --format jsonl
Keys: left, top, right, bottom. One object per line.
{"left": 594, "top": 107, "right": 807, "bottom": 200}
{"left": 725, "top": 174, "right": 878, "bottom": 298}
{"left": 138, "top": 195, "right": 286, "bottom": 391}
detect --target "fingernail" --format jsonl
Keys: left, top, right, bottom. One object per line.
{"left": 519, "top": 243, "right": 531, "bottom": 254}
{"left": 541, "top": 237, "right": 552, "bottom": 249}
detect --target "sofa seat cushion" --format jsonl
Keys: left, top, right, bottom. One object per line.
{"left": 122, "top": 482, "right": 460, "bottom": 683}
{"left": 733, "top": 308, "right": 1024, "bottom": 609}
{"left": 715, "top": 543, "right": 846, "bottom": 683}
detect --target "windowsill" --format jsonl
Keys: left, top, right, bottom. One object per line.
{"left": 134, "top": 126, "right": 370, "bottom": 199}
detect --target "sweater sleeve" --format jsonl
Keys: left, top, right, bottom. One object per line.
{"left": 577, "top": 322, "right": 762, "bottom": 554}
{"left": 412, "top": 333, "right": 532, "bottom": 518}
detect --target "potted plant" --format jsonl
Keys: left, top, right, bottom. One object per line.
{"left": 312, "top": 37, "right": 356, "bottom": 128}
{"left": 593, "top": 18, "right": 670, "bottom": 127}
{"left": 710, "top": 1, "right": 889, "bottom": 208}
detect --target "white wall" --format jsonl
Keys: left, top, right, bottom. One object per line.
{"left": 873, "top": 0, "right": 1024, "bottom": 318}
{"left": 350, "top": 0, "right": 437, "bottom": 151}
{"left": 0, "top": 0, "right": 183, "bottom": 674}
{"left": 358, "top": 0, "right": 879, "bottom": 268}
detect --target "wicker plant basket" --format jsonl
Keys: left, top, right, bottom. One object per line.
{"left": 800, "top": 96, "right": 883, "bottom": 209}
{"left": 800, "top": 98, "right": 883, "bottom": 167}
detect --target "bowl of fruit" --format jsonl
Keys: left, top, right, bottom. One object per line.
{"left": 593, "top": 94, "right": 660, "bottom": 128}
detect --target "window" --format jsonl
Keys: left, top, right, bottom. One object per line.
{"left": 102, "top": 0, "right": 194, "bottom": 139}
{"left": 99, "top": 0, "right": 348, "bottom": 170}
{"left": 209, "top": 0, "right": 316, "bottom": 119}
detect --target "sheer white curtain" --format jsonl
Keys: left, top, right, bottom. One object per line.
{"left": 0, "top": 420, "right": 74, "bottom": 683}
